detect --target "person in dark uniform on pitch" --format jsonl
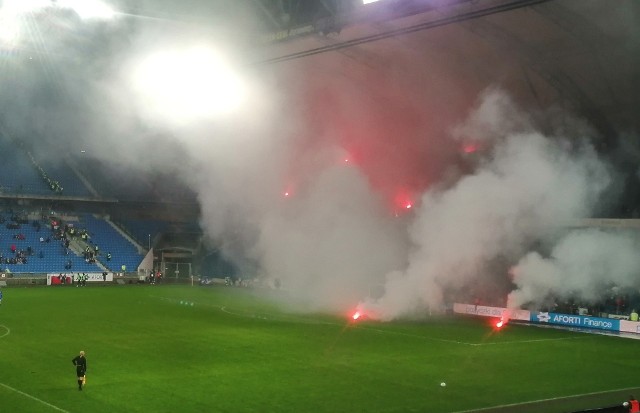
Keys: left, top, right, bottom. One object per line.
{"left": 71, "top": 350, "right": 87, "bottom": 390}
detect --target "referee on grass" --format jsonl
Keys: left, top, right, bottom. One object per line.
{"left": 72, "top": 351, "right": 87, "bottom": 391}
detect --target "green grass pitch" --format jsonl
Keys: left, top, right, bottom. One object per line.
{"left": 0, "top": 285, "right": 636, "bottom": 413}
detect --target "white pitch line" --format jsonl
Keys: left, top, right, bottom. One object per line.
{"left": 0, "top": 382, "right": 70, "bottom": 413}
{"left": 153, "top": 296, "right": 585, "bottom": 347}
{"left": 468, "top": 336, "right": 585, "bottom": 346}
{"left": 0, "top": 324, "right": 10, "bottom": 338}
{"left": 355, "top": 325, "right": 476, "bottom": 346}
{"left": 449, "top": 386, "right": 640, "bottom": 413}
{"left": 220, "top": 304, "right": 584, "bottom": 347}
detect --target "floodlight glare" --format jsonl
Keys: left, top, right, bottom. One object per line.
{"left": 0, "top": 0, "right": 116, "bottom": 47}
{"left": 57, "top": 0, "right": 116, "bottom": 20}
{"left": 0, "top": 0, "right": 116, "bottom": 19}
{"left": 0, "top": 0, "right": 50, "bottom": 15}
{"left": 131, "top": 46, "right": 247, "bottom": 123}
{"left": 0, "top": 14, "right": 20, "bottom": 45}
{"left": 0, "top": 0, "right": 50, "bottom": 47}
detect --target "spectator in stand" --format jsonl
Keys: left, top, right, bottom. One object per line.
{"left": 106, "top": 252, "right": 111, "bottom": 261}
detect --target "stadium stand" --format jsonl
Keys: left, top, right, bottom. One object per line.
{"left": 76, "top": 157, "right": 158, "bottom": 201}
{"left": 0, "top": 137, "right": 199, "bottom": 280}
{"left": 0, "top": 140, "right": 51, "bottom": 195}
{"left": 75, "top": 155, "right": 198, "bottom": 203}
{"left": 79, "top": 214, "right": 144, "bottom": 272}
{"left": 117, "top": 219, "right": 171, "bottom": 248}
{"left": 40, "top": 160, "right": 94, "bottom": 198}
{"left": 0, "top": 212, "right": 101, "bottom": 273}
{"left": 0, "top": 136, "right": 94, "bottom": 198}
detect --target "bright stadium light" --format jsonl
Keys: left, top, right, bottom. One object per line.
{"left": 0, "top": 0, "right": 116, "bottom": 47}
{"left": 131, "top": 46, "right": 247, "bottom": 123}
{"left": 57, "top": 0, "right": 116, "bottom": 20}
{"left": 0, "top": 0, "right": 49, "bottom": 47}
{"left": 363, "top": 0, "right": 381, "bottom": 4}
{"left": 0, "top": 13, "right": 20, "bottom": 45}
{"left": 0, "top": 0, "right": 50, "bottom": 14}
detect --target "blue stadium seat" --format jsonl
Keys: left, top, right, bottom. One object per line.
{"left": 80, "top": 215, "right": 144, "bottom": 272}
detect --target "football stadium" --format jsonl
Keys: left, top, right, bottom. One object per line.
{"left": 0, "top": 1, "right": 639, "bottom": 412}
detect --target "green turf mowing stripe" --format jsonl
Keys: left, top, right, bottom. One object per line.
{"left": 0, "top": 382, "right": 70, "bottom": 413}
{"left": 450, "top": 386, "right": 640, "bottom": 413}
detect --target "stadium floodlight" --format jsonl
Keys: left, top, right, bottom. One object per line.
{"left": 56, "top": 0, "right": 116, "bottom": 20}
{"left": 0, "top": 13, "right": 19, "bottom": 45}
{"left": 0, "top": 0, "right": 50, "bottom": 15}
{"left": 362, "top": 0, "right": 381, "bottom": 4}
{"left": 131, "top": 46, "right": 247, "bottom": 124}
{"left": 0, "top": 0, "right": 49, "bottom": 47}
{"left": 0, "top": 0, "right": 116, "bottom": 47}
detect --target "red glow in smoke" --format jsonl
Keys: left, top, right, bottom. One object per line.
{"left": 462, "top": 143, "right": 478, "bottom": 154}
{"left": 496, "top": 321, "right": 503, "bottom": 328}
{"left": 352, "top": 311, "right": 361, "bottom": 320}
{"left": 462, "top": 144, "right": 478, "bottom": 153}
{"left": 393, "top": 189, "right": 415, "bottom": 214}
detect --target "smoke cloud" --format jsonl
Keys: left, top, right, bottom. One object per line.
{"left": 1, "top": 1, "right": 639, "bottom": 320}
{"left": 364, "top": 90, "right": 614, "bottom": 319}
{"left": 508, "top": 229, "right": 640, "bottom": 309}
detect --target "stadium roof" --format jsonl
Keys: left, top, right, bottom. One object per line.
{"left": 253, "top": 0, "right": 639, "bottom": 137}
{"left": 124, "top": 0, "right": 639, "bottom": 134}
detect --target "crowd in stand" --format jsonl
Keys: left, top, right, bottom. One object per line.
{"left": 464, "top": 283, "right": 640, "bottom": 321}
{"left": 539, "top": 289, "right": 640, "bottom": 320}
{"left": 24, "top": 146, "right": 64, "bottom": 194}
{"left": 1, "top": 210, "right": 115, "bottom": 273}
{"left": 1, "top": 213, "right": 42, "bottom": 266}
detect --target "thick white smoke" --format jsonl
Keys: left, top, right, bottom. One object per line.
{"left": 252, "top": 164, "right": 409, "bottom": 311}
{"left": 508, "top": 229, "right": 640, "bottom": 309}
{"left": 364, "top": 91, "right": 613, "bottom": 320}
{"left": 185, "top": 86, "right": 410, "bottom": 311}
{"left": 2, "top": 1, "right": 639, "bottom": 321}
